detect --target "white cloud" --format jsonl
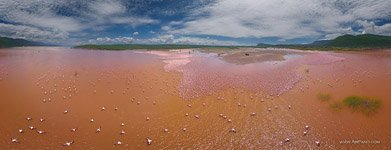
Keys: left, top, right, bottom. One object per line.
{"left": 172, "top": 36, "right": 240, "bottom": 45}
{"left": 322, "top": 27, "right": 355, "bottom": 40}
{"left": 87, "top": 37, "right": 134, "bottom": 44}
{"left": 85, "top": 1, "right": 159, "bottom": 27}
{"left": 0, "top": 23, "right": 68, "bottom": 43}
{"left": 86, "top": 34, "right": 240, "bottom": 45}
{"left": 168, "top": 0, "right": 391, "bottom": 39}
{"left": 0, "top": 0, "right": 158, "bottom": 43}
{"left": 144, "top": 34, "right": 175, "bottom": 44}
{"left": 357, "top": 20, "right": 391, "bottom": 35}
{"left": 136, "top": 34, "right": 240, "bottom": 45}
{"left": 133, "top": 32, "right": 139, "bottom": 36}
{"left": 1, "top": 0, "right": 390, "bottom": 45}
{"left": 89, "top": 0, "right": 126, "bottom": 16}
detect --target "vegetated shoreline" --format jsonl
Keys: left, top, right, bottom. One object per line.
{"left": 73, "top": 44, "right": 391, "bottom": 51}
{"left": 73, "top": 34, "right": 391, "bottom": 51}
{"left": 2, "top": 44, "right": 389, "bottom": 52}
{"left": 73, "top": 44, "right": 247, "bottom": 51}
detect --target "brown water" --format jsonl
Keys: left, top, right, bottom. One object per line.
{"left": 0, "top": 47, "right": 390, "bottom": 149}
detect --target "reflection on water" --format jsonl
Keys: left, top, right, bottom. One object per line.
{"left": 0, "top": 47, "right": 390, "bottom": 149}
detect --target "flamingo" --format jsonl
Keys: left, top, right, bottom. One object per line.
{"left": 146, "top": 138, "right": 152, "bottom": 145}
{"left": 315, "top": 141, "right": 320, "bottom": 146}
{"left": 37, "top": 130, "right": 45, "bottom": 134}
{"left": 120, "top": 130, "right": 125, "bottom": 135}
{"left": 71, "top": 128, "right": 78, "bottom": 132}
{"left": 11, "top": 138, "right": 19, "bottom": 143}
{"left": 29, "top": 126, "right": 36, "bottom": 130}
{"left": 62, "top": 141, "right": 74, "bottom": 146}
{"left": 114, "top": 140, "right": 122, "bottom": 145}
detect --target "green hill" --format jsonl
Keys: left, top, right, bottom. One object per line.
{"left": 0, "top": 37, "right": 45, "bottom": 48}
{"left": 257, "top": 34, "right": 391, "bottom": 50}
{"left": 323, "top": 34, "right": 391, "bottom": 48}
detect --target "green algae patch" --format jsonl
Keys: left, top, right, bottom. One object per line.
{"left": 317, "top": 93, "right": 331, "bottom": 101}
{"left": 343, "top": 96, "right": 381, "bottom": 115}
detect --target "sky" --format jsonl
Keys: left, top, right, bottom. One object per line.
{"left": 0, "top": 0, "right": 390, "bottom": 46}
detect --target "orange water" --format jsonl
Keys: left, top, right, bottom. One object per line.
{"left": 0, "top": 47, "right": 390, "bottom": 149}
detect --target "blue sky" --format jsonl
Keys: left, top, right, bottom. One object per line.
{"left": 0, "top": 0, "right": 390, "bottom": 46}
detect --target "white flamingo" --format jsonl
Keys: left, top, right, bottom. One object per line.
{"left": 120, "top": 130, "right": 125, "bottom": 135}
{"left": 315, "top": 141, "right": 320, "bottom": 146}
{"left": 71, "top": 128, "right": 78, "bottom": 132}
{"left": 62, "top": 141, "right": 74, "bottom": 146}
{"left": 146, "top": 138, "right": 152, "bottom": 145}
{"left": 114, "top": 140, "right": 122, "bottom": 145}
{"left": 11, "top": 138, "right": 19, "bottom": 143}
{"left": 29, "top": 126, "right": 36, "bottom": 130}
{"left": 37, "top": 130, "right": 45, "bottom": 134}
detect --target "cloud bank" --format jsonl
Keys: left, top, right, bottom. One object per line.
{"left": 168, "top": 0, "right": 391, "bottom": 40}
{"left": 87, "top": 34, "right": 240, "bottom": 46}
{"left": 0, "top": 0, "right": 390, "bottom": 45}
{"left": 0, "top": 0, "right": 158, "bottom": 43}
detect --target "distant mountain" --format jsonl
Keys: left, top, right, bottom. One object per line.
{"left": 257, "top": 34, "right": 391, "bottom": 50}
{"left": 256, "top": 43, "right": 273, "bottom": 47}
{"left": 0, "top": 37, "right": 47, "bottom": 48}
{"left": 310, "top": 40, "right": 331, "bottom": 46}
{"left": 316, "top": 34, "right": 391, "bottom": 48}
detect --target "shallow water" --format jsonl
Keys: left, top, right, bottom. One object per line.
{"left": 0, "top": 47, "right": 390, "bottom": 149}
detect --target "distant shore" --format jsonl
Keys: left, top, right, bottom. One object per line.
{"left": 74, "top": 44, "right": 391, "bottom": 52}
